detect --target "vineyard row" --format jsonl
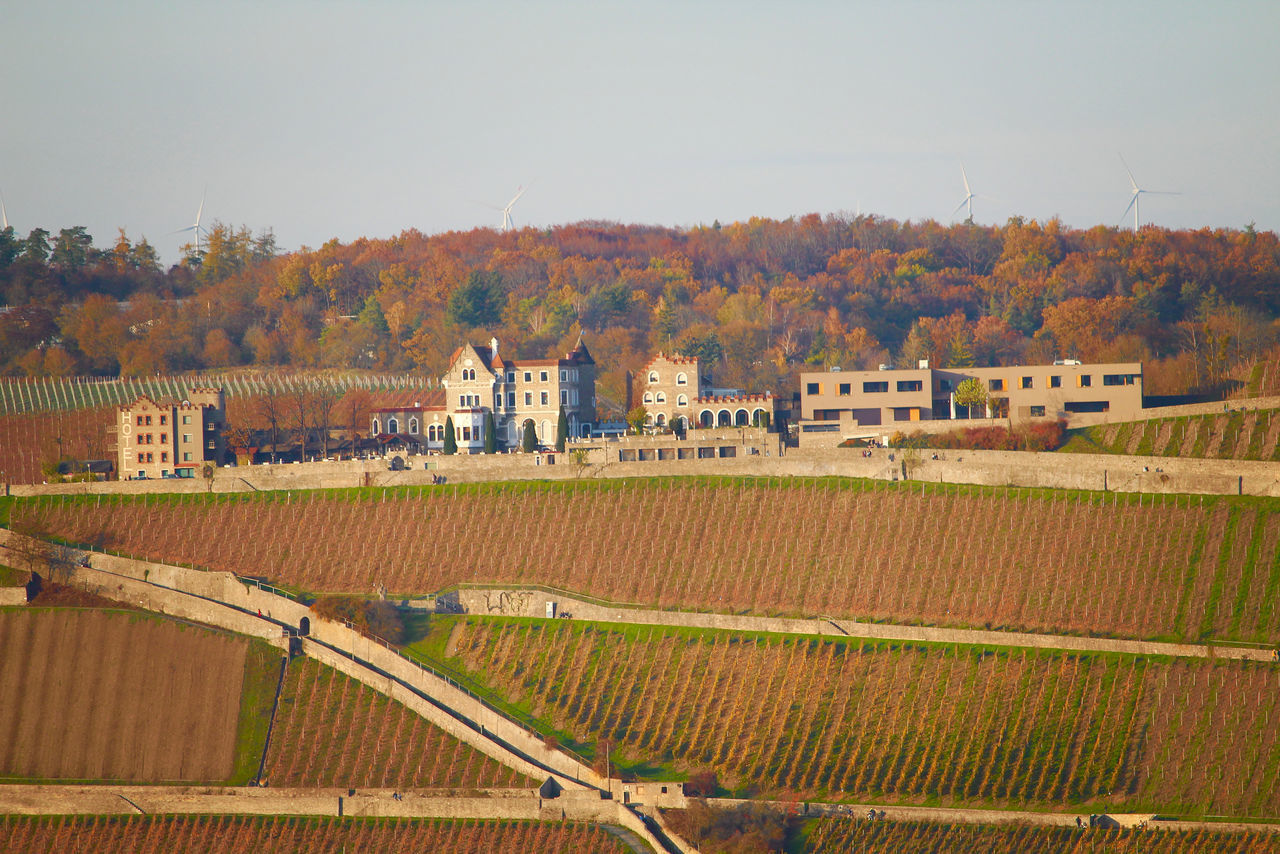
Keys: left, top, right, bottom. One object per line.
{"left": 448, "top": 618, "right": 1280, "bottom": 816}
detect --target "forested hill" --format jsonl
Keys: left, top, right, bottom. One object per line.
{"left": 2, "top": 216, "right": 1278, "bottom": 411}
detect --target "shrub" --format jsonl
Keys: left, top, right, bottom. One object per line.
{"left": 311, "top": 595, "right": 404, "bottom": 644}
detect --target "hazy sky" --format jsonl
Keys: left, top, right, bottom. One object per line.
{"left": 3, "top": 1, "right": 1278, "bottom": 264}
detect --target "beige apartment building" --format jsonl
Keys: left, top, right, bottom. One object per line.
{"left": 798, "top": 361, "right": 1143, "bottom": 442}
{"left": 372, "top": 337, "right": 597, "bottom": 451}
{"left": 639, "top": 352, "right": 777, "bottom": 430}
{"left": 115, "top": 387, "right": 226, "bottom": 479}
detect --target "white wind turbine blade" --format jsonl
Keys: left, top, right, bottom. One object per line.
{"left": 1119, "top": 194, "right": 1138, "bottom": 229}
{"left": 960, "top": 164, "right": 972, "bottom": 197}
{"left": 505, "top": 184, "right": 528, "bottom": 209}
{"left": 952, "top": 198, "right": 971, "bottom": 217}
{"left": 0, "top": 191, "right": 8, "bottom": 230}
{"left": 1119, "top": 153, "right": 1141, "bottom": 193}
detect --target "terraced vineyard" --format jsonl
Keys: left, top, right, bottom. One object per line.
{"left": 13, "top": 479, "right": 1280, "bottom": 644}
{"left": 1066, "top": 408, "right": 1280, "bottom": 461}
{"left": 0, "top": 374, "right": 438, "bottom": 483}
{"left": 443, "top": 618, "right": 1280, "bottom": 816}
{"left": 0, "top": 815, "right": 628, "bottom": 853}
{"left": 261, "top": 656, "right": 531, "bottom": 789}
{"left": 802, "top": 817, "right": 1280, "bottom": 853}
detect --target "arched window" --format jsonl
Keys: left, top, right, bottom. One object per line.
{"left": 541, "top": 419, "right": 551, "bottom": 440}
{"left": 734, "top": 409, "right": 749, "bottom": 426}
{"left": 676, "top": 372, "right": 687, "bottom": 386}
{"left": 699, "top": 410, "right": 714, "bottom": 428}
{"left": 643, "top": 392, "right": 654, "bottom": 404}
{"left": 648, "top": 371, "right": 659, "bottom": 384}
{"left": 677, "top": 394, "right": 688, "bottom": 407}
{"left": 409, "top": 417, "right": 419, "bottom": 434}
{"left": 717, "top": 410, "right": 731, "bottom": 427}
{"left": 371, "top": 417, "right": 381, "bottom": 435}
{"left": 388, "top": 417, "right": 399, "bottom": 434}
{"left": 655, "top": 392, "right": 666, "bottom": 404}
{"left": 655, "top": 413, "right": 666, "bottom": 427}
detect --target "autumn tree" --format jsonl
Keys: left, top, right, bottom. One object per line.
{"left": 954, "top": 377, "right": 989, "bottom": 419}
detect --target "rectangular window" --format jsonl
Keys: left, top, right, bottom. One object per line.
{"left": 159, "top": 415, "right": 167, "bottom": 425}
{"left": 507, "top": 392, "right": 515, "bottom": 407}
{"left": 524, "top": 392, "right": 532, "bottom": 406}
{"left": 896, "top": 380, "right": 922, "bottom": 392}
{"left": 1078, "top": 374, "right": 1092, "bottom": 387}
{"left": 183, "top": 434, "right": 191, "bottom": 443}
{"left": 137, "top": 453, "right": 144, "bottom": 463}
{"left": 146, "top": 452, "right": 154, "bottom": 462}
{"left": 523, "top": 371, "right": 532, "bottom": 382}
{"left": 160, "top": 433, "right": 167, "bottom": 444}
{"left": 862, "top": 381, "right": 888, "bottom": 393}
{"left": 1103, "top": 373, "right": 1136, "bottom": 386}
{"left": 561, "top": 389, "right": 568, "bottom": 405}
{"left": 560, "top": 369, "right": 567, "bottom": 382}
{"left": 182, "top": 415, "right": 191, "bottom": 425}
{"left": 183, "top": 452, "right": 192, "bottom": 461}
{"left": 145, "top": 415, "right": 152, "bottom": 425}
{"left": 462, "top": 426, "right": 472, "bottom": 441}
{"left": 806, "top": 382, "right": 821, "bottom": 395}
{"left": 1020, "top": 376, "right": 1033, "bottom": 389}
{"left": 459, "top": 395, "right": 467, "bottom": 408}
{"left": 838, "top": 383, "right": 851, "bottom": 395}
{"left": 1030, "top": 405, "right": 1046, "bottom": 417}
{"left": 540, "top": 370, "right": 549, "bottom": 382}
{"left": 145, "top": 434, "right": 153, "bottom": 444}
{"left": 938, "top": 379, "right": 953, "bottom": 392}
{"left": 136, "top": 415, "right": 144, "bottom": 426}
{"left": 1049, "top": 375, "right": 1061, "bottom": 388}
{"left": 161, "top": 452, "right": 168, "bottom": 462}
{"left": 988, "top": 379, "right": 1006, "bottom": 392}
{"left": 541, "top": 391, "right": 549, "bottom": 405}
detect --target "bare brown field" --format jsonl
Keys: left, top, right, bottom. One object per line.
{"left": 262, "top": 657, "right": 532, "bottom": 789}
{"left": 0, "top": 815, "right": 629, "bottom": 853}
{"left": 0, "top": 609, "right": 246, "bottom": 783}
{"left": 16, "top": 479, "right": 1280, "bottom": 644}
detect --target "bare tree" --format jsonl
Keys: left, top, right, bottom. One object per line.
{"left": 286, "top": 387, "right": 311, "bottom": 461}
{"left": 253, "top": 385, "right": 285, "bottom": 463}
{"left": 309, "top": 385, "right": 341, "bottom": 460}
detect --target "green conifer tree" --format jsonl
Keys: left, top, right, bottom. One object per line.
{"left": 555, "top": 405, "right": 568, "bottom": 452}
{"left": 521, "top": 419, "right": 538, "bottom": 453}
{"left": 483, "top": 411, "right": 497, "bottom": 454}
{"left": 443, "top": 416, "right": 457, "bottom": 455}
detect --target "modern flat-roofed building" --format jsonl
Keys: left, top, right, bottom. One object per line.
{"left": 798, "top": 361, "right": 1142, "bottom": 442}
{"left": 116, "top": 387, "right": 225, "bottom": 479}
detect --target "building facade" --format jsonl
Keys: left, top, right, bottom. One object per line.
{"left": 798, "top": 361, "right": 1143, "bottom": 440}
{"left": 116, "top": 387, "right": 225, "bottom": 479}
{"left": 372, "top": 337, "right": 597, "bottom": 452}
{"left": 639, "top": 352, "right": 777, "bottom": 430}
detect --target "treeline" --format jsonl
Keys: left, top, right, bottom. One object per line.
{"left": 2, "top": 216, "right": 1278, "bottom": 411}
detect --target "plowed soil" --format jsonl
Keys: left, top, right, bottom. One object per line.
{"left": 0, "top": 609, "right": 247, "bottom": 782}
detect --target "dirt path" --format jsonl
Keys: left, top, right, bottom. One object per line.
{"left": 710, "top": 797, "right": 1280, "bottom": 835}
{"left": 2, "top": 785, "right": 1276, "bottom": 839}
{"left": 462, "top": 587, "right": 1279, "bottom": 662}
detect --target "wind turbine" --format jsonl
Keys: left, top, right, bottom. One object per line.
{"left": 487, "top": 184, "right": 528, "bottom": 231}
{"left": 1119, "top": 154, "right": 1179, "bottom": 232}
{"left": 951, "top": 164, "right": 993, "bottom": 222}
{"left": 171, "top": 190, "right": 207, "bottom": 254}
{"left": 0, "top": 189, "right": 8, "bottom": 230}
